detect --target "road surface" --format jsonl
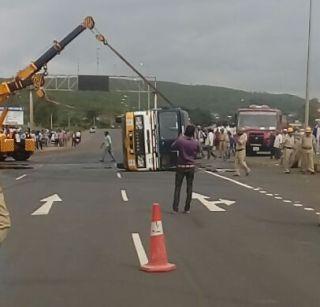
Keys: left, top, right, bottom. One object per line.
{"left": 1, "top": 129, "right": 320, "bottom": 307}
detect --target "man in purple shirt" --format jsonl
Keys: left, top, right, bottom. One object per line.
{"left": 171, "top": 125, "right": 200, "bottom": 213}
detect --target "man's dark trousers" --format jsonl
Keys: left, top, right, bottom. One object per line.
{"left": 172, "top": 167, "right": 195, "bottom": 212}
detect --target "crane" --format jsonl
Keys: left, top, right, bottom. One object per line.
{"left": 0, "top": 16, "right": 94, "bottom": 161}
{"left": 0, "top": 16, "right": 94, "bottom": 104}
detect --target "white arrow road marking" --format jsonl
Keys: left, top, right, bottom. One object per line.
{"left": 31, "top": 194, "right": 62, "bottom": 215}
{"left": 132, "top": 233, "right": 148, "bottom": 266}
{"left": 117, "top": 172, "right": 122, "bottom": 179}
{"left": 192, "top": 192, "right": 235, "bottom": 212}
{"left": 218, "top": 199, "right": 236, "bottom": 206}
{"left": 16, "top": 174, "right": 27, "bottom": 181}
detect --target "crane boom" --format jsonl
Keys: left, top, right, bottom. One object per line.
{"left": 0, "top": 16, "right": 95, "bottom": 104}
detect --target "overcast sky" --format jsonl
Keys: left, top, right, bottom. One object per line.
{"left": 1, "top": 0, "right": 319, "bottom": 97}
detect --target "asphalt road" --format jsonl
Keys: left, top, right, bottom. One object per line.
{"left": 1, "top": 129, "right": 320, "bottom": 307}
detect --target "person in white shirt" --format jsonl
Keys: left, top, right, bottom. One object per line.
{"left": 100, "top": 131, "right": 116, "bottom": 162}
{"left": 205, "top": 128, "right": 217, "bottom": 159}
{"left": 273, "top": 131, "right": 283, "bottom": 160}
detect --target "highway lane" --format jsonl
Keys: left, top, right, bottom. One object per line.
{"left": 1, "top": 130, "right": 320, "bottom": 307}
{"left": 201, "top": 156, "right": 320, "bottom": 216}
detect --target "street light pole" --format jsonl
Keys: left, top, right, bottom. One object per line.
{"left": 138, "top": 81, "right": 141, "bottom": 110}
{"left": 50, "top": 113, "right": 53, "bottom": 130}
{"left": 147, "top": 84, "right": 150, "bottom": 110}
{"left": 68, "top": 113, "right": 71, "bottom": 130}
{"left": 305, "top": 0, "right": 312, "bottom": 128}
{"left": 154, "top": 78, "right": 158, "bottom": 109}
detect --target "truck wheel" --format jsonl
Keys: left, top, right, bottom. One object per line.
{"left": 12, "top": 151, "right": 32, "bottom": 161}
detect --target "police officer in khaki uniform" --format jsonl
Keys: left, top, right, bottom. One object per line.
{"left": 234, "top": 128, "right": 251, "bottom": 176}
{"left": 291, "top": 128, "right": 303, "bottom": 168}
{"left": 282, "top": 127, "right": 295, "bottom": 173}
{"left": 301, "top": 127, "right": 316, "bottom": 174}
{"left": 219, "top": 128, "right": 227, "bottom": 159}
{"left": 0, "top": 189, "right": 10, "bottom": 245}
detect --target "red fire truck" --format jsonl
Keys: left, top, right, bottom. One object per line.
{"left": 236, "top": 105, "right": 285, "bottom": 155}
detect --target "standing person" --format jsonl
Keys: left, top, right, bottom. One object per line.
{"left": 72, "top": 132, "right": 76, "bottom": 147}
{"left": 205, "top": 128, "right": 216, "bottom": 159}
{"left": 58, "top": 130, "right": 64, "bottom": 147}
{"left": 273, "top": 131, "right": 283, "bottom": 160}
{"left": 313, "top": 121, "right": 320, "bottom": 154}
{"left": 269, "top": 132, "right": 276, "bottom": 159}
{"left": 219, "top": 128, "right": 227, "bottom": 160}
{"left": 282, "top": 127, "right": 295, "bottom": 173}
{"left": 234, "top": 128, "right": 251, "bottom": 176}
{"left": 301, "top": 127, "right": 316, "bottom": 174}
{"left": 54, "top": 131, "right": 59, "bottom": 146}
{"left": 0, "top": 193, "right": 10, "bottom": 246}
{"left": 100, "top": 131, "right": 116, "bottom": 162}
{"left": 75, "top": 130, "right": 81, "bottom": 146}
{"left": 228, "top": 130, "right": 235, "bottom": 157}
{"left": 197, "top": 127, "right": 206, "bottom": 158}
{"left": 171, "top": 125, "right": 200, "bottom": 214}
{"left": 214, "top": 129, "right": 220, "bottom": 153}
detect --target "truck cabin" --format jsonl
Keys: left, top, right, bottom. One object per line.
{"left": 237, "top": 105, "right": 282, "bottom": 154}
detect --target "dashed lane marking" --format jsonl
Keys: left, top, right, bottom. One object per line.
{"left": 131, "top": 233, "right": 148, "bottom": 266}
{"left": 304, "top": 207, "right": 315, "bottom": 211}
{"left": 202, "top": 168, "right": 320, "bottom": 219}
{"left": 117, "top": 172, "right": 122, "bottom": 179}
{"left": 16, "top": 174, "right": 27, "bottom": 181}
{"left": 294, "top": 203, "right": 303, "bottom": 207}
{"left": 121, "top": 189, "right": 128, "bottom": 202}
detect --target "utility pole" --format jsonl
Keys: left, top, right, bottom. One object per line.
{"left": 147, "top": 84, "right": 151, "bottom": 110}
{"left": 50, "top": 113, "right": 53, "bottom": 130}
{"left": 68, "top": 113, "right": 71, "bottom": 130}
{"left": 305, "top": 0, "right": 312, "bottom": 128}
{"left": 138, "top": 81, "right": 141, "bottom": 110}
{"left": 29, "top": 89, "right": 34, "bottom": 130}
{"left": 154, "top": 78, "right": 158, "bottom": 109}
{"left": 96, "top": 46, "right": 100, "bottom": 74}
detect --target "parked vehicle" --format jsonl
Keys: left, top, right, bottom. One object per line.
{"left": 236, "top": 105, "right": 286, "bottom": 155}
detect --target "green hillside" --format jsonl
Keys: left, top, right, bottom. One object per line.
{"left": 2, "top": 78, "right": 306, "bottom": 128}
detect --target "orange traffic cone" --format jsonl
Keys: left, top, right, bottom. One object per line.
{"left": 141, "top": 203, "right": 176, "bottom": 272}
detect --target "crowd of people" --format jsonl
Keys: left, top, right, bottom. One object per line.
{"left": 1, "top": 127, "right": 82, "bottom": 150}
{"left": 171, "top": 123, "right": 319, "bottom": 214}
{"left": 195, "top": 123, "right": 319, "bottom": 175}
{"left": 195, "top": 125, "right": 237, "bottom": 161}
{"left": 270, "top": 126, "right": 317, "bottom": 174}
